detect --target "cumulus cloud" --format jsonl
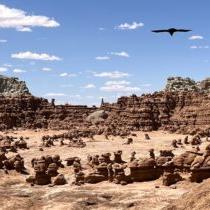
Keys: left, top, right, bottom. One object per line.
{"left": 17, "top": 27, "right": 32, "bottom": 32}
{"left": 0, "top": 4, "right": 59, "bottom": 32}
{"left": 0, "top": 39, "right": 7, "bottom": 43}
{"left": 190, "top": 46, "right": 197, "bottom": 49}
{"left": 3, "top": 64, "right": 12, "bottom": 67}
{"left": 190, "top": 45, "right": 209, "bottom": 49}
{"left": 0, "top": 67, "right": 8, "bottom": 72}
{"left": 84, "top": 84, "right": 96, "bottom": 89}
{"left": 92, "top": 71, "right": 129, "bottom": 79}
{"left": 100, "top": 84, "right": 140, "bottom": 92}
{"left": 11, "top": 51, "right": 61, "bottom": 61}
{"left": 59, "top": 72, "right": 77, "bottom": 77}
{"left": 59, "top": 73, "right": 68, "bottom": 77}
{"left": 42, "top": 67, "right": 52, "bottom": 72}
{"left": 189, "top": 35, "right": 204, "bottom": 40}
{"left": 13, "top": 68, "right": 26, "bottom": 73}
{"left": 105, "top": 80, "right": 130, "bottom": 86}
{"left": 95, "top": 56, "right": 110, "bottom": 60}
{"left": 45, "top": 93, "right": 66, "bottom": 97}
{"left": 115, "top": 21, "right": 144, "bottom": 30}
{"left": 110, "top": 51, "right": 130, "bottom": 58}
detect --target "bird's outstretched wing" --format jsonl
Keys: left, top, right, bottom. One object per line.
{"left": 152, "top": 30, "right": 169, "bottom": 33}
{"left": 176, "top": 29, "right": 192, "bottom": 32}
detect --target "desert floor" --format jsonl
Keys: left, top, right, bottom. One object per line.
{"left": 0, "top": 130, "right": 206, "bottom": 210}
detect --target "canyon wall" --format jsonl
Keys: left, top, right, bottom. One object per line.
{"left": 101, "top": 91, "right": 210, "bottom": 134}
{"left": 0, "top": 75, "right": 210, "bottom": 134}
{"left": 0, "top": 95, "right": 96, "bottom": 130}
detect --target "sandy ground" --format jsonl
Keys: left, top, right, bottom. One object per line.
{"left": 0, "top": 130, "right": 206, "bottom": 210}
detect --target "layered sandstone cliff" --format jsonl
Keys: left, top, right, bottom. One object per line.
{"left": 0, "top": 75, "right": 209, "bottom": 134}
{"left": 0, "top": 95, "right": 96, "bottom": 130}
{"left": 101, "top": 91, "right": 210, "bottom": 134}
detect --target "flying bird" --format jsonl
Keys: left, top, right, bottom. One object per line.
{"left": 152, "top": 28, "right": 192, "bottom": 36}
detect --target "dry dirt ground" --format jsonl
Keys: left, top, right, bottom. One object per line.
{"left": 0, "top": 130, "right": 207, "bottom": 210}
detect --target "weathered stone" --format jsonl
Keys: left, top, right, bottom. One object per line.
{"left": 0, "top": 75, "right": 30, "bottom": 96}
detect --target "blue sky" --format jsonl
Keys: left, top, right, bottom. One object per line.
{"left": 0, "top": 0, "right": 210, "bottom": 105}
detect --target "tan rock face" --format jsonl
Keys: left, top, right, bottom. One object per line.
{"left": 101, "top": 91, "right": 210, "bottom": 134}
{"left": 0, "top": 76, "right": 209, "bottom": 135}
{"left": 0, "top": 75, "right": 30, "bottom": 96}
{"left": 0, "top": 90, "right": 210, "bottom": 135}
{"left": 0, "top": 95, "right": 96, "bottom": 130}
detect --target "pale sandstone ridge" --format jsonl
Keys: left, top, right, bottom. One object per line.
{"left": 0, "top": 75, "right": 210, "bottom": 135}
{"left": 165, "top": 76, "right": 210, "bottom": 92}
{"left": 0, "top": 75, "right": 30, "bottom": 96}
{"left": 164, "top": 178, "right": 210, "bottom": 210}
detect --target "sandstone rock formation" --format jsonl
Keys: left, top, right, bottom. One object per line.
{"left": 164, "top": 178, "right": 210, "bottom": 210}
{"left": 0, "top": 75, "right": 30, "bottom": 96}
{"left": 101, "top": 91, "right": 210, "bottom": 134}
{"left": 165, "top": 76, "right": 210, "bottom": 92}
{"left": 0, "top": 75, "right": 209, "bottom": 135}
{"left": 0, "top": 95, "right": 96, "bottom": 130}
{"left": 165, "top": 77, "right": 198, "bottom": 92}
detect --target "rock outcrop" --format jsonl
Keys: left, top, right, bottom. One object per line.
{"left": 164, "top": 178, "right": 210, "bottom": 210}
{"left": 101, "top": 91, "right": 210, "bottom": 134}
{"left": 0, "top": 75, "right": 30, "bottom": 96}
{"left": 0, "top": 75, "right": 209, "bottom": 134}
{"left": 165, "top": 76, "right": 210, "bottom": 92}
{"left": 101, "top": 89, "right": 210, "bottom": 135}
{"left": 0, "top": 95, "right": 96, "bottom": 130}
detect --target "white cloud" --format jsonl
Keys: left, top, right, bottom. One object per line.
{"left": 190, "top": 45, "right": 209, "bottom": 49}
{"left": 95, "top": 56, "right": 110, "bottom": 60}
{"left": 110, "top": 51, "right": 130, "bottom": 58}
{"left": 3, "top": 63, "right": 12, "bottom": 67}
{"left": 59, "top": 72, "right": 77, "bottom": 77}
{"left": 42, "top": 67, "right": 52, "bottom": 72}
{"left": 60, "top": 72, "right": 68, "bottom": 77}
{"left": 100, "top": 84, "right": 141, "bottom": 92}
{"left": 17, "top": 27, "right": 32, "bottom": 32}
{"left": 11, "top": 51, "right": 61, "bottom": 61}
{"left": 92, "top": 71, "right": 129, "bottom": 79}
{"left": 115, "top": 21, "right": 144, "bottom": 30}
{"left": 13, "top": 68, "right": 26, "bottom": 73}
{"left": 0, "top": 39, "right": 7, "bottom": 43}
{"left": 190, "top": 45, "right": 198, "bottom": 49}
{"left": 0, "top": 4, "right": 59, "bottom": 32}
{"left": 105, "top": 80, "right": 130, "bottom": 85}
{"left": 189, "top": 35, "right": 204, "bottom": 40}
{"left": 84, "top": 84, "right": 96, "bottom": 89}
{"left": 99, "top": 27, "right": 105, "bottom": 31}
{"left": 0, "top": 67, "right": 8, "bottom": 72}
{"left": 101, "top": 79, "right": 141, "bottom": 93}
{"left": 68, "top": 73, "right": 77, "bottom": 77}
{"left": 45, "top": 93, "right": 66, "bottom": 97}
